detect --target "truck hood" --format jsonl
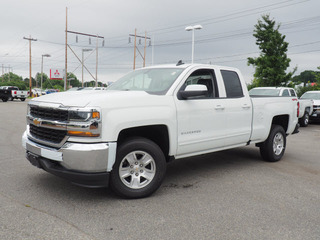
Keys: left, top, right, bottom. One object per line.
{"left": 29, "top": 90, "right": 167, "bottom": 108}
{"left": 313, "top": 99, "right": 320, "bottom": 105}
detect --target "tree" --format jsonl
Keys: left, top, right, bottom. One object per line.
{"left": 67, "top": 72, "right": 81, "bottom": 88}
{"left": 292, "top": 70, "right": 318, "bottom": 87}
{"left": 314, "top": 66, "right": 320, "bottom": 84}
{"left": 0, "top": 72, "right": 27, "bottom": 90}
{"left": 248, "top": 14, "right": 295, "bottom": 87}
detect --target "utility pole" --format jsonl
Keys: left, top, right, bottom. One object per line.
{"left": 133, "top": 29, "right": 137, "bottom": 70}
{"left": 82, "top": 49, "right": 92, "bottom": 87}
{"left": 95, "top": 34, "right": 98, "bottom": 87}
{"left": 129, "top": 29, "right": 151, "bottom": 70}
{"left": 65, "top": 7, "right": 68, "bottom": 91}
{"left": 23, "top": 35, "right": 37, "bottom": 94}
{"left": 143, "top": 31, "right": 147, "bottom": 67}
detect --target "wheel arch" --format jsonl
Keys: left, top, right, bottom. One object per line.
{"left": 117, "top": 125, "right": 172, "bottom": 162}
{"left": 272, "top": 115, "right": 289, "bottom": 133}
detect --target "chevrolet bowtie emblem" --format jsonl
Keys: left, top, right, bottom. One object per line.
{"left": 33, "top": 118, "right": 41, "bottom": 126}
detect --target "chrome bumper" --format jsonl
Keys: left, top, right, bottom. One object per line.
{"left": 22, "top": 131, "right": 117, "bottom": 173}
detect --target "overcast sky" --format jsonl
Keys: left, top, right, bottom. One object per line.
{"left": 0, "top": 0, "right": 319, "bottom": 84}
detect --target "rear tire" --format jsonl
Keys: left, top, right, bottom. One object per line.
{"left": 2, "top": 98, "right": 8, "bottom": 102}
{"left": 260, "top": 125, "right": 286, "bottom": 162}
{"left": 110, "top": 138, "right": 166, "bottom": 198}
{"left": 20, "top": 98, "right": 26, "bottom": 101}
{"left": 299, "top": 112, "right": 309, "bottom": 127}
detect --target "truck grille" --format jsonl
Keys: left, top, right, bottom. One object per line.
{"left": 30, "top": 125, "right": 67, "bottom": 144}
{"left": 30, "top": 106, "right": 68, "bottom": 121}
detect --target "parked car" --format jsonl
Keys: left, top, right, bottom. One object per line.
{"left": 0, "top": 86, "right": 29, "bottom": 101}
{"left": 45, "top": 89, "right": 58, "bottom": 94}
{"left": 0, "top": 87, "right": 11, "bottom": 102}
{"left": 22, "top": 64, "right": 299, "bottom": 198}
{"left": 31, "top": 88, "right": 46, "bottom": 97}
{"left": 249, "top": 87, "right": 313, "bottom": 127}
{"left": 67, "top": 87, "right": 84, "bottom": 91}
{"left": 300, "top": 91, "right": 320, "bottom": 122}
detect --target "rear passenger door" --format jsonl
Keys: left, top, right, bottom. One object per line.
{"left": 219, "top": 69, "right": 252, "bottom": 146}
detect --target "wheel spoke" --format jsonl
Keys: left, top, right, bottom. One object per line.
{"left": 125, "top": 152, "right": 136, "bottom": 165}
{"left": 273, "top": 133, "right": 284, "bottom": 155}
{"left": 119, "top": 167, "right": 131, "bottom": 179}
{"left": 141, "top": 170, "right": 154, "bottom": 181}
{"left": 130, "top": 176, "right": 141, "bottom": 188}
{"left": 141, "top": 154, "right": 153, "bottom": 166}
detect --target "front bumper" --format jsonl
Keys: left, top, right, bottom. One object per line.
{"left": 310, "top": 111, "right": 320, "bottom": 121}
{"left": 22, "top": 131, "right": 117, "bottom": 187}
{"left": 26, "top": 152, "right": 110, "bottom": 187}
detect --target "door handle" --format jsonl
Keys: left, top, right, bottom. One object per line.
{"left": 242, "top": 104, "right": 251, "bottom": 109}
{"left": 215, "top": 105, "right": 225, "bottom": 110}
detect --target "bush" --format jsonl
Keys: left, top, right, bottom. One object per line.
{"left": 0, "top": 81, "right": 27, "bottom": 90}
{"left": 296, "top": 85, "right": 320, "bottom": 97}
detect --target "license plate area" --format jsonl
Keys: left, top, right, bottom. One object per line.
{"left": 26, "top": 152, "right": 41, "bottom": 168}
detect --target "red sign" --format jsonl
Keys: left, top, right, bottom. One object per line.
{"left": 50, "top": 69, "right": 63, "bottom": 80}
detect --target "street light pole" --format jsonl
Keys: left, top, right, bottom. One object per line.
{"left": 82, "top": 49, "right": 92, "bottom": 87}
{"left": 185, "top": 25, "right": 203, "bottom": 64}
{"left": 41, "top": 54, "right": 51, "bottom": 95}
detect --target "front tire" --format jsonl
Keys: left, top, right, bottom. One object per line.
{"left": 20, "top": 98, "right": 26, "bottom": 101}
{"left": 259, "top": 125, "right": 286, "bottom": 162}
{"left": 299, "top": 112, "right": 309, "bottom": 127}
{"left": 110, "top": 138, "right": 166, "bottom": 198}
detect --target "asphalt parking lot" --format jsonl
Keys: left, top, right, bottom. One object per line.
{"left": 0, "top": 100, "right": 319, "bottom": 240}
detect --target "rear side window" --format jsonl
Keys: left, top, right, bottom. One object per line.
{"left": 282, "top": 89, "right": 289, "bottom": 96}
{"left": 289, "top": 89, "right": 296, "bottom": 97}
{"left": 220, "top": 70, "right": 243, "bottom": 98}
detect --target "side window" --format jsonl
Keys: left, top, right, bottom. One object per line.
{"left": 181, "top": 69, "right": 219, "bottom": 99}
{"left": 282, "top": 89, "right": 290, "bottom": 96}
{"left": 220, "top": 70, "right": 243, "bottom": 98}
{"left": 289, "top": 89, "right": 296, "bottom": 97}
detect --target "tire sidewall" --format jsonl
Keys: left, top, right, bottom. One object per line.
{"left": 260, "top": 125, "right": 286, "bottom": 162}
{"left": 110, "top": 138, "right": 166, "bottom": 198}
{"left": 300, "top": 112, "right": 309, "bottom": 127}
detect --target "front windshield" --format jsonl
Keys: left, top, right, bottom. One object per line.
{"left": 107, "top": 68, "right": 184, "bottom": 95}
{"left": 249, "top": 88, "right": 280, "bottom": 96}
{"left": 300, "top": 92, "right": 320, "bottom": 100}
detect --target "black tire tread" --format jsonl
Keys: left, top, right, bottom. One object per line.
{"left": 260, "top": 124, "right": 286, "bottom": 162}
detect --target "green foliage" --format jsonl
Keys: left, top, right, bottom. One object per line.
{"left": 24, "top": 77, "right": 36, "bottom": 88}
{"left": 296, "top": 84, "right": 320, "bottom": 97}
{"left": 67, "top": 72, "right": 81, "bottom": 88}
{"left": 314, "top": 66, "right": 320, "bottom": 83}
{"left": 0, "top": 72, "right": 27, "bottom": 90}
{"left": 1, "top": 71, "right": 83, "bottom": 92}
{"left": 248, "top": 14, "right": 295, "bottom": 87}
{"left": 83, "top": 81, "right": 105, "bottom": 87}
{"left": 292, "top": 70, "right": 318, "bottom": 86}
{"left": 246, "top": 78, "right": 259, "bottom": 91}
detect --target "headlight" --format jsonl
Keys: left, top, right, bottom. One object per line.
{"left": 68, "top": 109, "right": 100, "bottom": 122}
{"left": 27, "top": 104, "right": 31, "bottom": 116}
{"left": 67, "top": 108, "right": 101, "bottom": 137}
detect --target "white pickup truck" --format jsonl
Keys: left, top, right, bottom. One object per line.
{"left": 22, "top": 64, "right": 299, "bottom": 198}
{"left": 249, "top": 87, "right": 313, "bottom": 127}
{"left": 0, "top": 86, "right": 29, "bottom": 101}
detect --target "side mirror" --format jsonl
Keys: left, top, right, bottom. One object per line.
{"left": 179, "top": 84, "right": 208, "bottom": 99}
